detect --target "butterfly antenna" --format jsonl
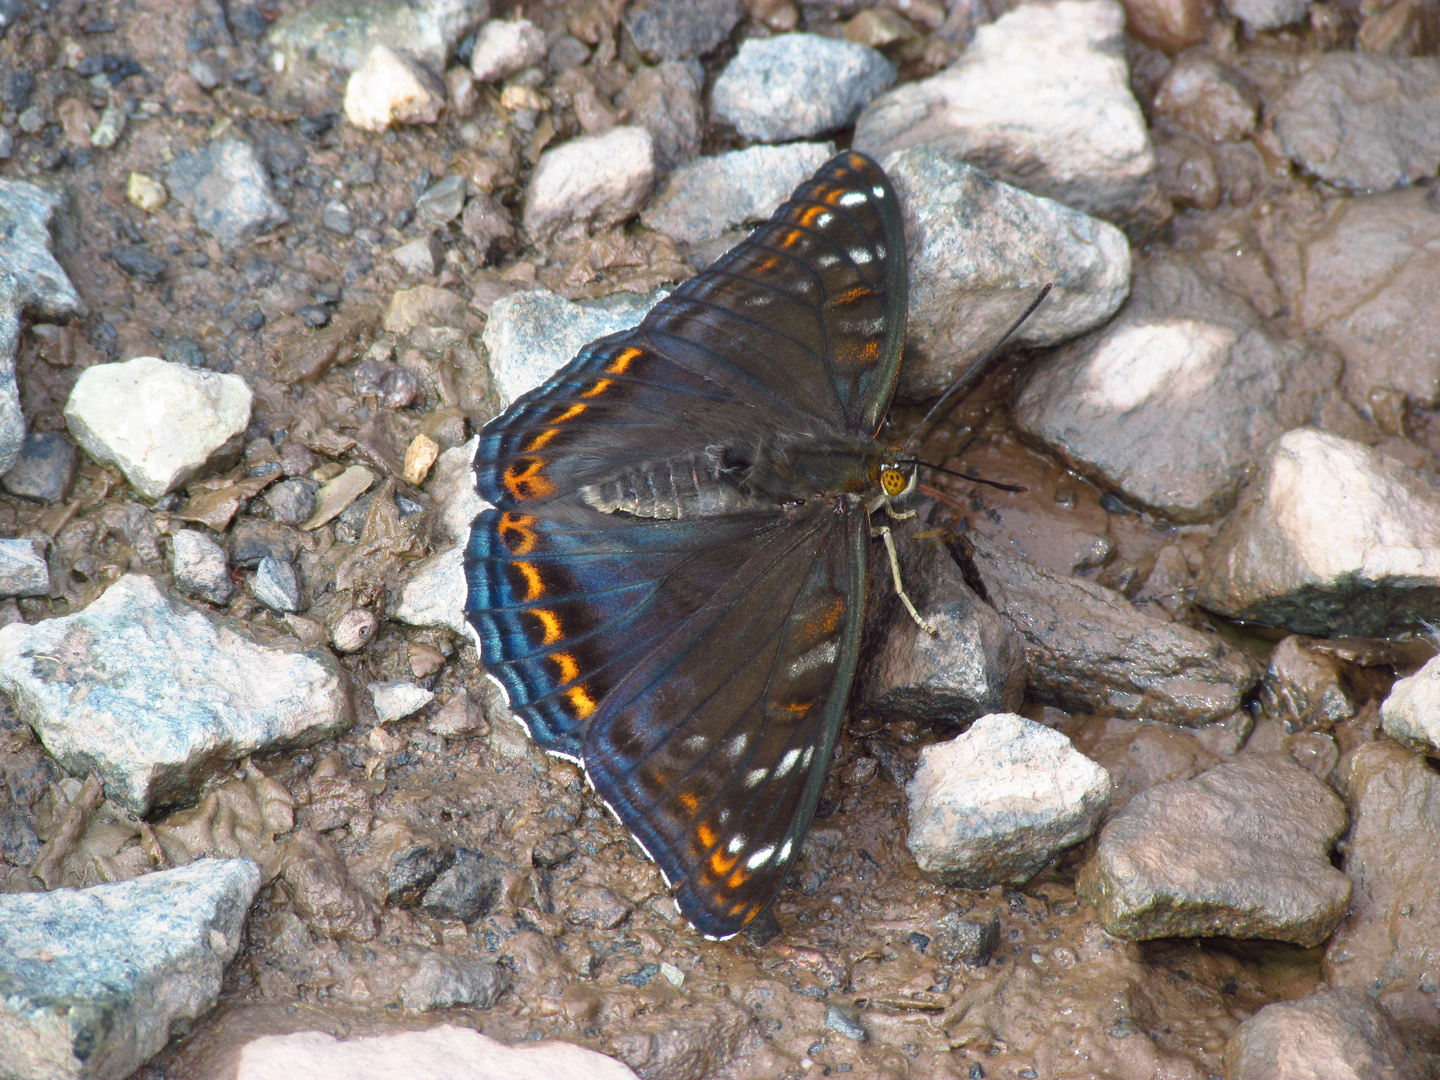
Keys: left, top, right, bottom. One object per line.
{"left": 901, "top": 283, "right": 1053, "bottom": 457}
{"left": 901, "top": 459, "right": 1026, "bottom": 493}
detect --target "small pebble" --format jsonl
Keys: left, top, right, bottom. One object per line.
{"left": 0, "top": 539, "right": 49, "bottom": 599}
{"left": 297, "top": 304, "right": 331, "bottom": 328}
{"left": 321, "top": 201, "right": 354, "bottom": 235}
{"left": 825, "top": 1005, "right": 867, "bottom": 1041}
{"left": 263, "top": 478, "right": 318, "bottom": 525}
{"left": 110, "top": 245, "right": 168, "bottom": 282}
{"left": 392, "top": 235, "right": 444, "bottom": 276}
{"left": 253, "top": 557, "right": 302, "bottom": 613}
{"left": 416, "top": 174, "right": 467, "bottom": 222}
{"left": 170, "top": 528, "right": 233, "bottom": 605}
{"left": 371, "top": 680, "right": 436, "bottom": 723}
{"left": 403, "top": 434, "right": 440, "bottom": 485}
{"left": 2, "top": 431, "right": 77, "bottom": 503}
{"left": 333, "top": 607, "right": 379, "bottom": 653}
{"left": 470, "top": 18, "right": 546, "bottom": 82}
{"left": 344, "top": 44, "right": 446, "bottom": 133}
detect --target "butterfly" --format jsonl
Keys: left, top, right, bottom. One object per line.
{"left": 464, "top": 150, "right": 914, "bottom": 939}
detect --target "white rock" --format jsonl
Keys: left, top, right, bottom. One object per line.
{"left": 0, "top": 574, "right": 351, "bottom": 815}
{"left": 522, "top": 126, "right": 655, "bottom": 242}
{"left": 344, "top": 44, "right": 447, "bottom": 133}
{"left": 641, "top": 142, "right": 836, "bottom": 245}
{"left": 0, "top": 538, "right": 48, "bottom": 598}
{"left": 0, "top": 859, "right": 260, "bottom": 1080}
{"left": 64, "top": 356, "right": 253, "bottom": 501}
{"left": 268, "top": 0, "right": 489, "bottom": 73}
{"left": 370, "top": 679, "right": 436, "bottom": 724}
{"left": 469, "top": 17, "right": 546, "bottom": 82}
{"left": 906, "top": 713, "right": 1110, "bottom": 888}
{"left": 481, "top": 288, "right": 665, "bottom": 407}
{"left": 233, "top": 1025, "right": 640, "bottom": 1080}
{"left": 1381, "top": 654, "right": 1440, "bottom": 754}
{"left": 854, "top": 0, "right": 1168, "bottom": 231}
{"left": 1222, "top": 0, "right": 1308, "bottom": 30}
{"left": 430, "top": 436, "right": 488, "bottom": 545}
{"left": 394, "top": 545, "right": 468, "bottom": 636}
{"left": 1196, "top": 428, "right": 1440, "bottom": 636}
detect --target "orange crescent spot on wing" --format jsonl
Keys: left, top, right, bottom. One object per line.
{"left": 555, "top": 403, "right": 587, "bottom": 423}
{"left": 565, "top": 684, "right": 597, "bottom": 719}
{"left": 778, "top": 228, "right": 803, "bottom": 249}
{"left": 498, "top": 513, "right": 538, "bottom": 554}
{"left": 527, "top": 608, "right": 563, "bottom": 645}
{"left": 709, "top": 849, "right": 738, "bottom": 877}
{"left": 581, "top": 378, "right": 613, "bottom": 398}
{"left": 696, "top": 822, "right": 717, "bottom": 849}
{"left": 607, "top": 347, "right": 642, "bottom": 374}
{"left": 513, "top": 561, "right": 544, "bottom": 601}
{"left": 523, "top": 428, "right": 561, "bottom": 452}
{"left": 548, "top": 651, "right": 580, "bottom": 683}
{"left": 725, "top": 868, "right": 749, "bottom": 890}
{"left": 678, "top": 791, "right": 700, "bottom": 813}
{"left": 503, "top": 458, "right": 556, "bottom": 500}
{"left": 797, "top": 204, "right": 826, "bottom": 227}
{"left": 828, "top": 285, "right": 872, "bottom": 307}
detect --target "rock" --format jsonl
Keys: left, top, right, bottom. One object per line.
{"left": 522, "top": 126, "right": 655, "bottom": 242}
{"left": 3, "top": 430, "right": 76, "bottom": 502}
{"left": 566, "top": 884, "right": 631, "bottom": 930}
{"left": 332, "top": 607, "right": 380, "bottom": 653}
{"left": 420, "top": 849, "right": 505, "bottom": 922}
{"left": 321, "top": 200, "right": 353, "bottom": 234}
{"left": 0, "top": 538, "right": 47, "bottom": 599}
{"left": 1381, "top": 653, "right": 1440, "bottom": 753}
{"left": 427, "top": 691, "right": 487, "bottom": 738}
{"left": 1122, "top": 0, "right": 1214, "bottom": 51}
{"left": 395, "top": 545, "right": 467, "bottom": 635}
{"left": 268, "top": 0, "right": 488, "bottom": 73}
{"left": 642, "top": 142, "right": 835, "bottom": 245}
{"left": 344, "top": 44, "right": 447, "bottom": 132}
{"left": 861, "top": 532, "right": 1024, "bottom": 726}
{"left": 1272, "top": 55, "right": 1440, "bottom": 192}
{"left": 884, "top": 147, "right": 1132, "bottom": 401}
{"left": 481, "top": 288, "right": 665, "bottom": 407}
{"left": 109, "top": 244, "right": 167, "bottom": 283}
{"left": 302, "top": 465, "right": 375, "bottom": 529}
{"left": 166, "top": 137, "right": 287, "bottom": 247}
{"left": 126, "top": 171, "right": 168, "bottom": 212}
{"left": 395, "top": 232, "right": 446, "bottom": 276}
{"left": 625, "top": 0, "right": 741, "bottom": 62}
{"left": 0, "top": 858, "right": 259, "bottom": 1080}
{"left": 966, "top": 539, "right": 1260, "bottom": 725}
{"left": 906, "top": 713, "right": 1110, "bottom": 888}
{"left": 370, "top": 679, "right": 435, "bottom": 724}
{"left": 171, "top": 528, "right": 233, "bottom": 605}
{"left": 1325, "top": 741, "right": 1440, "bottom": 1034}
{"left": 381, "top": 283, "right": 470, "bottom": 333}
{"left": 64, "top": 356, "right": 252, "bottom": 501}
{"left": 619, "top": 61, "right": 703, "bottom": 172}
{"left": 712, "top": 34, "right": 894, "bottom": 143}
{"left": 431, "top": 437, "right": 487, "bottom": 545}
{"left": 469, "top": 17, "right": 545, "bottom": 82}
{"left": 232, "top": 1025, "right": 640, "bottom": 1080}
{"left": 280, "top": 827, "right": 381, "bottom": 941}
{"left": 1077, "top": 754, "right": 1351, "bottom": 945}
{"left": 230, "top": 520, "right": 304, "bottom": 569}
{"left": 263, "top": 477, "right": 318, "bottom": 525}
{"left": 1260, "top": 637, "right": 1352, "bottom": 732}
{"left": 853, "top": 0, "right": 1168, "bottom": 232}
{"left": 1224, "top": 989, "right": 1416, "bottom": 1080}
{"left": 398, "top": 951, "right": 504, "bottom": 1012}
{"left": 1285, "top": 189, "right": 1440, "bottom": 407}
{"left": 357, "top": 822, "right": 449, "bottom": 906}
{"left": 460, "top": 192, "right": 515, "bottom": 261}
{"left": 929, "top": 910, "right": 1001, "bottom": 966}
{"left": 1220, "top": 0, "right": 1306, "bottom": 28}
{"left": 253, "top": 557, "right": 302, "bottom": 613}
{"left": 416, "top": 174, "right": 467, "bottom": 222}
{"left": 1195, "top": 428, "right": 1440, "bottom": 636}
{"left": 0, "top": 574, "right": 351, "bottom": 815}
{"left": 825, "top": 1004, "right": 867, "bottom": 1041}
{"left": 1151, "top": 54, "right": 1257, "bottom": 143}
{"left": 1013, "top": 253, "right": 1337, "bottom": 523}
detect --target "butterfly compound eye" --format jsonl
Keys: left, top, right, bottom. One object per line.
{"left": 880, "top": 467, "right": 908, "bottom": 497}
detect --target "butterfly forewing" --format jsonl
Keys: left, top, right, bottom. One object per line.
{"left": 465, "top": 151, "right": 907, "bottom": 938}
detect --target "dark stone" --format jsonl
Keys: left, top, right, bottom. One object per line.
{"left": 162, "top": 338, "right": 208, "bottom": 367}
{"left": 1, "top": 69, "right": 34, "bottom": 110}
{"left": 420, "top": 849, "right": 505, "bottom": 922}
{"left": 532, "top": 834, "right": 575, "bottom": 869}
{"left": 241, "top": 310, "right": 266, "bottom": 332}
{"left": 4, "top": 751, "right": 59, "bottom": 807}
{"left": 298, "top": 304, "right": 331, "bottom": 328}
{"left": 353, "top": 359, "right": 425, "bottom": 410}
{"left": 0, "top": 808, "right": 39, "bottom": 865}
{"left": 618, "top": 962, "right": 660, "bottom": 988}
{"left": 2, "top": 432, "right": 76, "bottom": 503}
{"left": 229, "top": 3, "right": 268, "bottom": 39}
{"left": 625, "top": 0, "right": 741, "bottom": 61}
{"left": 228, "top": 518, "right": 302, "bottom": 569}
{"left": 384, "top": 839, "right": 451, "bottom": 908}
{"left": 262, "top": 478, "right": 318, "bottom": 525}
{"left": 931, "top": 911, "right": 1000, "bottom": 966}
{"left": 110, "top": 245, "right": 168, "bottom": 282}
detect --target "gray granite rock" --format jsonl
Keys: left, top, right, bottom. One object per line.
{"left": 253, "top": 556, "right": 302, "bottom": 613}
{"left": 1224, "top": 989, "right": 1415, "bottom": 1080}
{"left": 861, "top": 531, "right": 1025, "bottom": 727}
{"left": 885, "top": 147, "right": 1132, "bottom": 401}
{"left": 713, "top": 33, "right": 894, "bottom": 143}
{"left": 1325, "top": 741, "right": 1440, "bottom": 1034}
{"left": 1381, "top": 653, "right": 1440, "bottom": 754}
{"left": 1220, "top": 0, "right": 1307, "bottom": 28}
{"left": 481, "top": 288, "right": 666, "bottom": 407}
{"left": 397, "top": 949, "right": 505, "bottom": 1012}
{"left": 394, "top": 545, "right": 467, "bottom": 636}
{"left": 371, "top": 679, "right": 436, "bottom": 724}
{"left": 0, "top": 858, "right": 260, "bottom": 1080}
{"left": 625, "top": 0, "right": 741, "bottom": 62}
{"left": 522, "top": 126, "right": 655, "bottom": 242}
{"left": 619, "top": 61, "right": 703, "bottom": 173}
{"left": 171, "top": 528, "right": 233, "bottom": 605}
{"left": 641, "top": 142, "right": 835, "bottom": 245}
{"left": 416, "top": 174, "right": 467, "bottom": 223}
{"left": 268, "top": 0, "right": 489, "bottom": 72}
{"left": 1195, "top": 428, "right": 1440, "bottom": 637}
{"left": 430, "top": 436, "right": 487, "bottom": 545}
{"left": 0, "top": 574, "right": 352, "bottom": 815}
{"left": 392, "top": 233, "right": 445, "bottom": 276}
{"left": 0, "top": 538, "right": 48, "bottom": 598}
{"left": 854, "top": 0, "right": 1169, "bottom": 232}
{"left": 1259, "top": 636, "right": 1352, "bottom": 733}
{"left": 907, "top": 713, "right": 1110, "bottom": 889}
{"left": 2, "top": 430, "right": 77, "bottom": 502}
{"left": 469, "top": 17, "right": 545, "bottom": 82}
{"left": 166, "top": 137, "right": 287, "bottom": 247}
{"left": 1014, "top": 253, "right": 1337, "bottom": 523}
{"left": 263, "top": 477, "right": 318, "bottom": 525}
{"left": 1077, "top": 754, "right": 1351, "bottom": 945}
{"left": 64, "top": 356, "right": 253, "bottom": 501}
{"left": 966, "top": 538, "right": 1261, "bottom": 725}
{"left": 1273, "top": 55, "right": 1440, "bottom": 191}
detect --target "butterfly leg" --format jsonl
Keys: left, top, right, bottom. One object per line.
{"left": 872, "top": 524, "right": 938, "bottom": 637}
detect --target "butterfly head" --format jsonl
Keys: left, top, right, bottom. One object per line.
{"left": 869, "top": 451, "right": 919, "bottom": 515}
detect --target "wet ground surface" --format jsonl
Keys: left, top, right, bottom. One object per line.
{"left": 3, "top": 0, "right": 1440, "bottom": 1077}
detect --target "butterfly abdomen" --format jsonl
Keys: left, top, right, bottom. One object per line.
{"left": 579, "top": 447, "right": 773, "bottom": 519}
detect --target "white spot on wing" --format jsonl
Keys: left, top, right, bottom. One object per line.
{"left": 744, "top": 767, "right": 767, "bottom": 788}
{"left": 800, "top": 746, "right": 814, "bottom": 768}
{"left": 726, "top": 733, "right": 750, "bottom": 761}
{"left": 746, "top": 845, "right": 776, "bottom": 870}
{"left": 727, "top": 835, "right": 746, "bottom": 855}
{"left": 683, "top": 734, "right": 709, "bottom": 753}
{"left": 839, "top": 191, "right": 868, "bottom": 207}
{"left": 778, "top": 838, "right": 794, "bottom": 862}
{"left": 776, "top": 747, "right": 802, "bottom": 777}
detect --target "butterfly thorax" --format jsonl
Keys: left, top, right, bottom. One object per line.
{"left": 578, "top": 433, "right": 896, "bottom": 520}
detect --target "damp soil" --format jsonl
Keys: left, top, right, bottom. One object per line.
{"left": 1, "top": 0, "right": 1437, "bottom": 1077}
